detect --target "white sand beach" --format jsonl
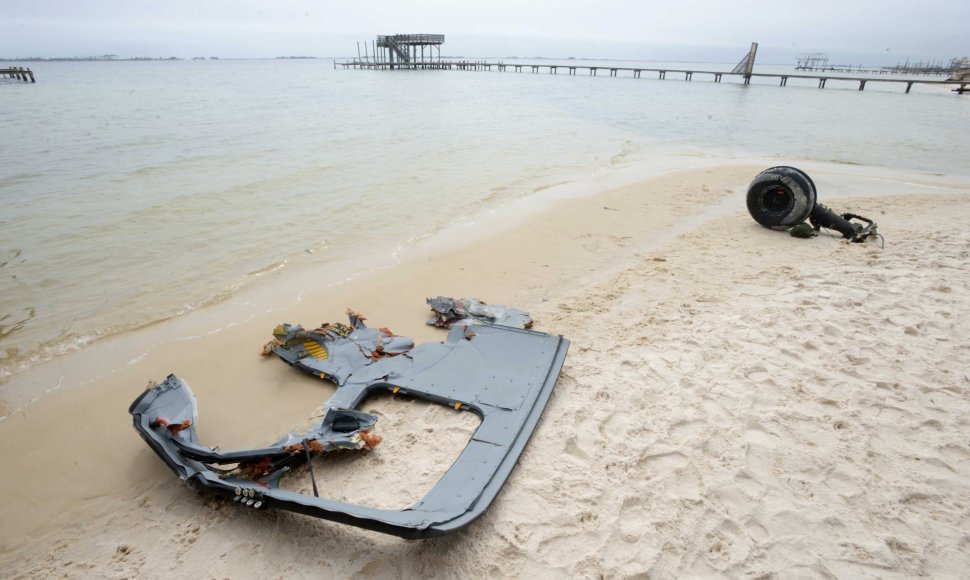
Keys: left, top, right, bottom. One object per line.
{"left": 2, "top": 163, "right": 969, "bottom": 578}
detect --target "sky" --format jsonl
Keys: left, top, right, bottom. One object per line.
{"left": 2, "top": 0, "right": 967, "bottom": 64}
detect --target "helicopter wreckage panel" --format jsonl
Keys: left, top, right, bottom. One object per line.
{"left": 130, "top": 298, "right": 568, "bottom": 538}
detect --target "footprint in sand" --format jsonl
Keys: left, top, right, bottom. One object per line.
{"left": 536, "top": 530, "right": 604, "bottom": 567}
{"left": 699, "top": 519, "right": 754, "bottom": 572}
{"left": 742, "top": 420, "right": 779, "bottom": 447}
{"left": 669, "top": 419, "right": 706, "bottom": 442}
{"left": 111, "top": 543, "right": 147, "bottom": 575}
{"left": 638, "top": 450, "right": 689, "bottom": 479}
{"left": 598, "top": 411, "right": 634, "bottom": 442}
{"left": 563, "top": 435, "right": 589, "bottom": 459}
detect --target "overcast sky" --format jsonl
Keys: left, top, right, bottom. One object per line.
{"left": 2, "top": 0, "right": 967, "bottom": 64}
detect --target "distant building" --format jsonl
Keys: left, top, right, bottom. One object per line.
{"left": 950, "top": 57, "right": 970, "bottom": 70}
{"left": 796, "top": 53, "right": 829, "bottom": 70}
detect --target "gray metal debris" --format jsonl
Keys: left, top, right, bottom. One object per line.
{"left": 265, "top": 309, "right": 414, "bottom": 386}
{"left": 130, "top": 302, "right": 568, "bottom": 539}
{"left": 426, "top": 296, "right": 533, "bottom": 329}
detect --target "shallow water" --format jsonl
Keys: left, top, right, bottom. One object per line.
{"left": 1, "top": 58, "right": 968, "bottom": 384}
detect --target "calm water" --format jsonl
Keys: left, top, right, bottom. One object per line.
{"left": 1, "top": 58, "right": 968, "bottom": 384}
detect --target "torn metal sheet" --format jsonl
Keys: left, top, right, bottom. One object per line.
{"left": 262, "top": 309, "right": 415, "bottom": 386}
{"left": 426, "top": 296, "right": 533, "bottom": 329}
{"left": 130, "top": 303, "right": 568, "bottom": 539}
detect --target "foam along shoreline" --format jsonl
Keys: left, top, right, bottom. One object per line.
{"left": 2, "top": 162, "right": 970, "bottom": 577}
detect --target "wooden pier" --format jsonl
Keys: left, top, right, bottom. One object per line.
{"left": 339, "top": 59, "right": 968, "bottom": 94}
{"left": 341, "top": 36, "right": 967, "bottom": 94}
{"left": 1, "top": 67, "right": 35, "bottom": 83}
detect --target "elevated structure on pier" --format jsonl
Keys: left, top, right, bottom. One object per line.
{"left": 377, "top": 34, "right": 444, "bottom": 69}
{"left": 797, "top": 54, "right": 830, "bottom": 70}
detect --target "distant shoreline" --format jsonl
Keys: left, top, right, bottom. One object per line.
{"left": 0, "top": 56, "right": 319, "bottom": 62}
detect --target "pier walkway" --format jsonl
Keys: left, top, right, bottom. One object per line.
{"left": 338, "top": 60, "right": 967, "bottom": 94}
{"left": 1, "top": 67, "right": 35, "bottom": 83}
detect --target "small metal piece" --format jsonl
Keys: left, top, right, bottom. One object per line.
{"left": 246, "top": 499, "right": 255, "bottom": 506}
{"left": 254, "top": 501, "right": 263, "bottom": 509}
{"left": 234, "top": 487, "right": 242, "bottom": 496}
{"left": 302, "top": 440, "right": 320, "bottom": 498}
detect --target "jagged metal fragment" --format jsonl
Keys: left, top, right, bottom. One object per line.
{"left": 426, "top": 296, "right": 533, "bottom": 329}
{"left": 266, "top": 309, "right": 414, "bottom": 385}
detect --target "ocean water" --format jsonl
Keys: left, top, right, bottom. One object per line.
{"left": 1, "top": 58, "right": 968, "bottom": 384}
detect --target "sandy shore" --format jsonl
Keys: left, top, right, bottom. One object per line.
{"left": 2, "top": 162, "right": 969, "bottom": 578}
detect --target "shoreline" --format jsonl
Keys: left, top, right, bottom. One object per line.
{"left": 0, "top": 152, "right": 751, "bottom": 411}
{"left": 3, "top": 154, "right": 965, "bottom": 414}
{"left": 3, "top": 161, "right": 970, "bottom": 577}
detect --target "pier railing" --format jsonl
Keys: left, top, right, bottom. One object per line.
{"left": 1, "top": 67, "right": 35, "bottom": 83}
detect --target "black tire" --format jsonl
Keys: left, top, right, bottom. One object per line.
{"left": 746, "top": 166, "right": 817, "bottom": 229}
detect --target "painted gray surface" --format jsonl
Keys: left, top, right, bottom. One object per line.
{"left": 426, "top": 296, "right": 533, "bottom": 329}
{"left": 130, "top": 309, "right": 569, "bottom": 538}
